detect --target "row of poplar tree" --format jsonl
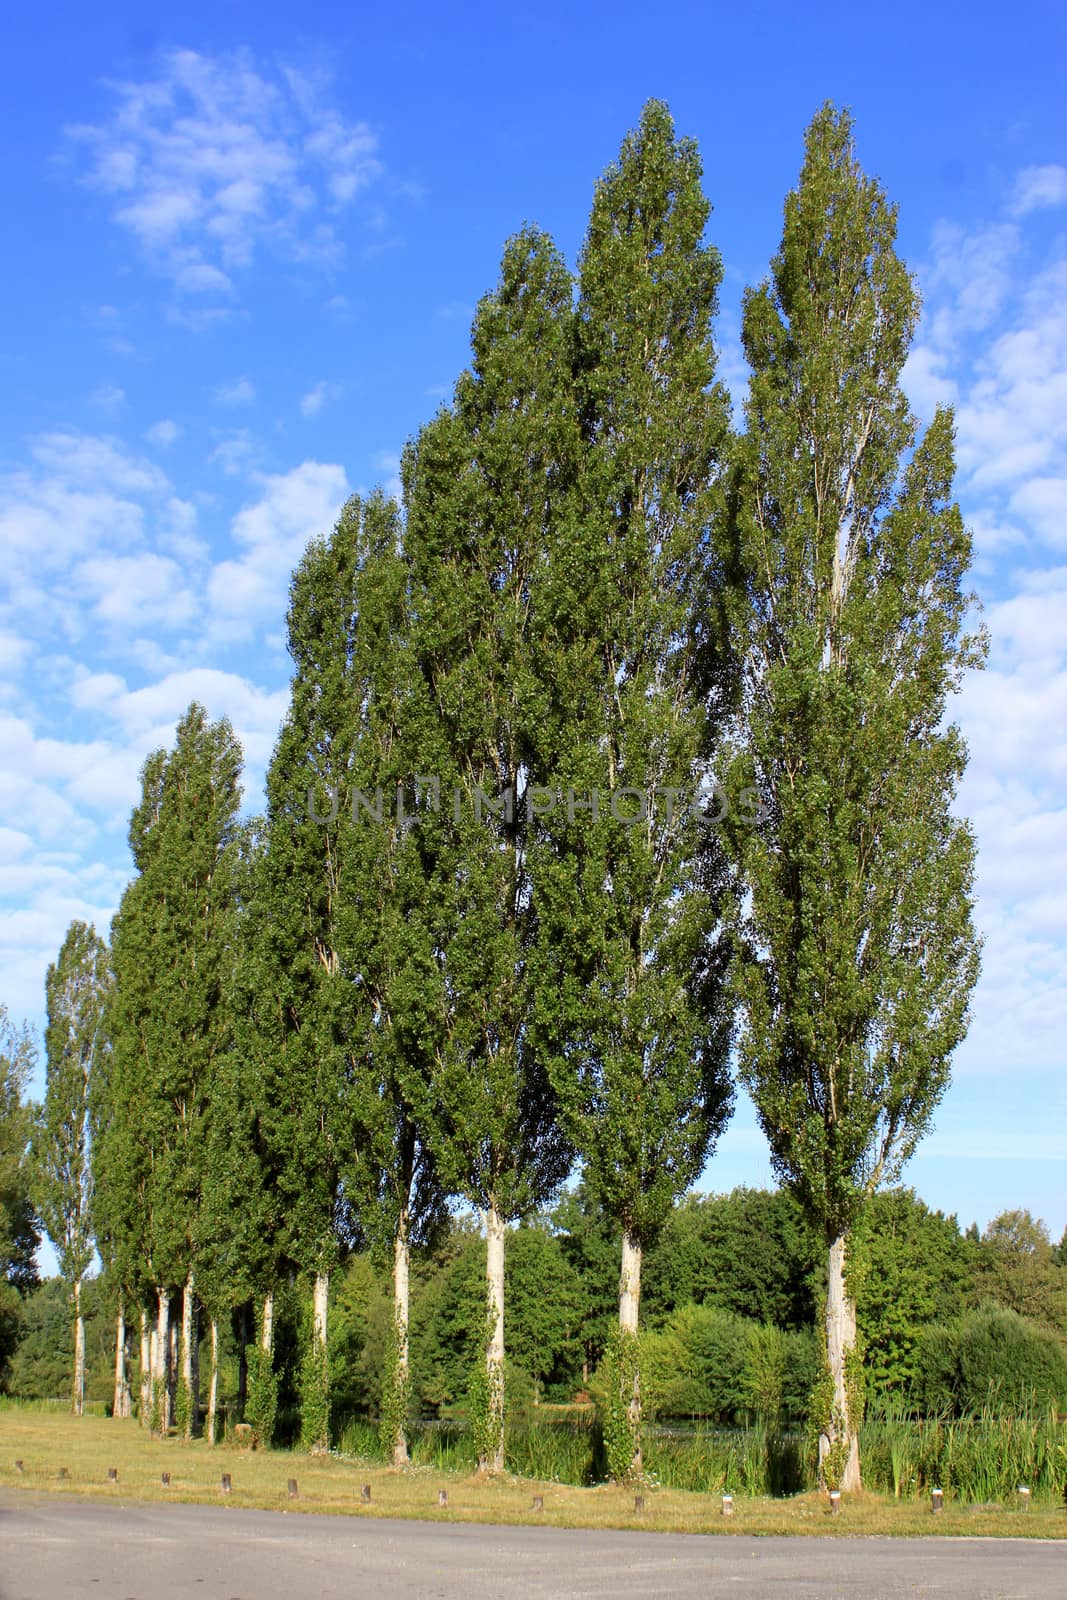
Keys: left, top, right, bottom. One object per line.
{"left": 31, "top": 100, "right": 982, "bottom": 1492}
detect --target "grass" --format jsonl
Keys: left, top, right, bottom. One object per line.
{"left": 1, "top": 1410, "right": 1064, "bottom": 1539}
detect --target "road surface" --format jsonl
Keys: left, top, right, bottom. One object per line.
{"left": 1, "top": 1495, "right": 1063, "bottom": 1599}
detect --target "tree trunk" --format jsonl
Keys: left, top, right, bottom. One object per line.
{"left": 392, "top": 1214, "right": 411, "bottom": 1466}
{"left": 139, "top": 1308, "right": 151, "bottom": 1427}
{"left": 237, "top": 1303, "right": 250, "bottom": 1416}
{"left": 167, "top": 1300, "right": 179, "bottom": 1426}
{"left": 618, "top": 1230, "right": 643, "bottom": 1476}
{"left": 180, "top": 1270, "right": 198, "bottom": 1439}
{"left": 113, "top": 1298, "right": 131, "bottom": 1419}
{"left": 71, "top": 1278, "right": 85, "bottom": 1417}
{"left": 820, "top": 1230, "right": 861, "bottom": 1492}
{"left": 261, "top": 1289, "right": 274, "bottom": 1354}
{"left": 308, "top": 1269, "right": 329, "bottom": 1455}
{"left": 206, "top": 1318, "right": 219, "bottom": 1445}
{"left": 154, "top": 1287, "right": 172, "bottom": 1433}
{"left": 481, "top": 1206, "right": 506, "bottom": 1475}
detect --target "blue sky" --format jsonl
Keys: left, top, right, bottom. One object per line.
{"left": 2, "top": 1, "right": 1065, "bottom": 1246}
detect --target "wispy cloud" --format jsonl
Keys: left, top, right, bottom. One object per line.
{"left": 212, "top": 375, "right": 257, "bottom": 408}
{"left": 299, "top": 379, "right": 339, "bottom": 418}
{"left": 68, "top": 48, "right": 385, "bottom": 306}
{"left": 145, "top": 419, "right": 180, "bottom": 448}
{"left": 1012, "top": 164, "right": 1067, "bottom": 216}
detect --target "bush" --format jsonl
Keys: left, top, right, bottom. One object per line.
{"left": 912, "top": 1306, "right": 1067, "bottom": 1416}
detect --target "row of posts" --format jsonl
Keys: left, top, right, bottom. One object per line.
{"left": 19, "top": 1460, "right": 1037, "bottom": 1511}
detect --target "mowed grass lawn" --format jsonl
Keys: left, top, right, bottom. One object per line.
{"left": 1, "top": 1410, "right": 1064, "bottom": 1539}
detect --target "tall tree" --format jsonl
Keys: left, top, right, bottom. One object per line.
{"left": 107, "top": 704, "right": 243, "bottom": 1435}
{"left": 719, "top": 105, "right": 983, "bottom": 1490}
{"left": 34, "top": 921, "right": 110, "bottom": 1414}
{"left": 325, "top": 493, "right": 448, "bottom": 1466}
{"left": 0, "top": 1006, "right": 39, "bottom": 1387}
{"left": 242, "top": 510, "right": 404, "bottom": 1452}
{"left": 537, "top": 100, "right": 735, "bottom": 1476}
{"left": 402, "top": 228, "right": 578, "bottom": 1470}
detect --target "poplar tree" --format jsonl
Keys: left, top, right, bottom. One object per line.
{"left": 245, "top": 514, "right": 385, "bottom": 1451}
{"left": 34, "top": 921, "right": 110, "bottom": 1414}
{"left": 107, "top": 704, "right": 243, "bottom": 1435}
{"left": 720, "top": 105, "right": 983, "bottom": 1490}
{"left": 329, "top": 494, "right": 447, "bottom": 1466}
{"left": 402, "top": 230, "right": 577, "bottom": 1471}
{"left": 538, "top": 101, "right": 735, "bottom": 1476}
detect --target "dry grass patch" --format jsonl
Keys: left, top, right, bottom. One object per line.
{"left": 1, "top": 1411, "right": 1064, "bottom": 1539}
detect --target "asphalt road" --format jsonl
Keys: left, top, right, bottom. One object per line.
{"left": 1, "top": 1496, "right": 1063, "bottom": 1600}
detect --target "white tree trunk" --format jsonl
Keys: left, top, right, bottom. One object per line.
{"left": 309, "top": 1269, "right": 330, "bottom": 1454}
{"left": 180, "top": 1270, "right": 197, "bottom": 1438}
{"left": 154, "top": 1287, "right": 172, "bottom": 1433}
{"left": 206, "top": 1318, "right": 219, "bottom": 1446}
{"left": 139, "top": 1308, "right": 151, "bottom": 1427}
{"left": 72, "top": 1278, "right": 85, "bottom": 1417}
{"left": 261, "top": 1288, "right": 274, "bottom": 1354}
{"left": 113, "top": 1299, "right": 131, "bottom": 1419}
{"left": 392, "top": 1215, "right": 411, "bottom": 1466}
{"left": 820, "top": 1231, "right": 861, "bottom": 1492}
{"left": 167, "top": 1300, "right": 179, "bottom": 1425}
{"left": 481, "top": 1206, "right": 506, "bottom": 1475}
{"left": 618, "top": 1230, "right": 643, "bottom": 1474}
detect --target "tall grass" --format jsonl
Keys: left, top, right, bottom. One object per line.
{"left": 861, "top": 1404, "right": 1065, "bottom": 1502}
{"left": 333, "top": 1406, "right": 1065, "bottom": 1502}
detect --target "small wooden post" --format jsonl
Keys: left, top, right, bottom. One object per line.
{"left": 161, "top": 1472, "right": 170, "bottom": 1487}
{"left": 221, "top": 1472, "right": 232, "bottom": 1494}
{"left": 722, "top": 1493, "right": 734, "bottom": 1517}
{"left": 1018, "top": 1485, "right": 1031, "bottom": 1510}
{"left": 931, "top": 1487, "right": 943, "bottom": 1514}
{"left": 634, "top": 1493, "right": 645, "bottom": 1514}
{"left": 287, "top": 1478, "right": 298, "bottom": 1499}
{"left": 108, "top": 1467, "right": 118, "bottom": 1482}
{"left": 531, "top": 1494, "right": 544, "bottom": 1511}
{"left": 360, "top": 1483, "right": 372, "bottom": 1504}
{"left": 437, "top": 1488, "right": 448, "bottom": 1508}
{"left": 829, "top": 1490, "right": 841, "bottom": 1516}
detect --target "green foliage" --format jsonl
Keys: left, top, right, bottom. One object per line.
{"left": 174, "top": 1377, "right": 193, "bottom": 1438}
{"left": 33, "top": 923, "right": 108, "bottom": 1294}
{"left": 599, "top": 1326, "right": 641, "bottom": 1482}
{"left": 722, "top": 100, "right": 983, "bottom": 1246}
{"left": 643, "top": 1188, "right": 818, "bottom": 1330}
{"left": 852, "top": 1189, "right": 974, "bottom": 1394}
{"left": 106, "top": 704, "right": 243, "bottom": 1301}
{"left": 5, "top": 1276, "right": 114, "bottom": 1402}
{"left": 537, "top": 98, "right": 735, "bottom": 1262}
{"left": 245, "top": 1340, "right": 278, "bottom": 1449}
{"left": 0, "top": 1008, "right": 39, "bottom": 1386}
{"left": 913, "top": 1306, "right": 1067, "bottom": 1416}
{"left": 299, "top": 1336, "right": 330, "bottom": 1454}
{"left": 975, "top": 1211, "right": 1067, "bottom": 1333}
{"left": 468, "top": 1307, "right": 504, "bottom": 1473}
{"left": 378, "top": 1306, "right": 410, "bottom": 1461}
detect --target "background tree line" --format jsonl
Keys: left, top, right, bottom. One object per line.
{"left": 6, "top": 1183, "right": 1066, "bottom": 1428}
{"left": 0, "top": 97, "right": 997, "bottom": 1491}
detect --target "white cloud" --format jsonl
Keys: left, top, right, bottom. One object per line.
{"left": 300, "top": 379, "right": 338, "bottom": 418}
{"left": 90, "top": 382, "right": 125, "bottom": 414}
{"left": 209, "top": 428, "right": 258, "bottom": 477}
{"left": 76, "top": 552, "right": 199, "bottom": 630}
{"left": 206, "top": 460, "right": 348, "bottom": 639}
{"left": 1012, "top": 164, "right": 1067, "bottom": 216}
{"left": 145, "top": 418, "right": 180, "bottom": 447}
{"left": 213, "top": 375, "right": 256, "bottom": 407}
{"left": 68, "top": 49, "right": 385, "bottom": 302}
